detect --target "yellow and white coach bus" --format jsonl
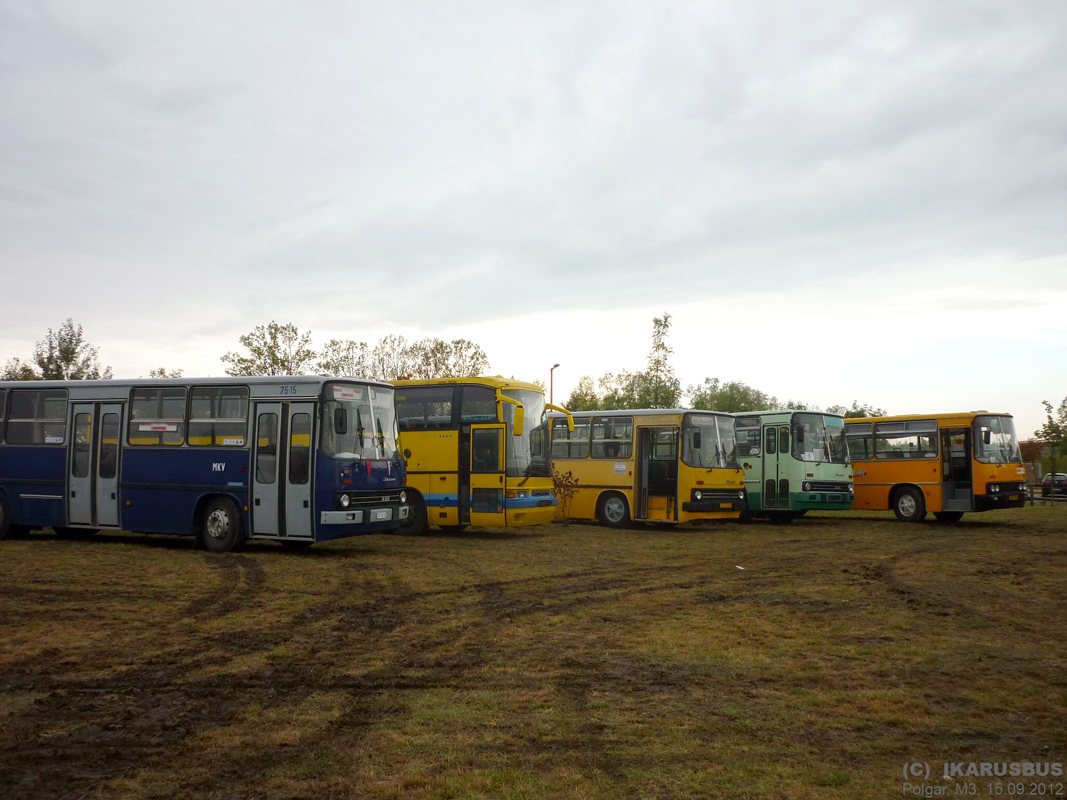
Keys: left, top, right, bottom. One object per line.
{"left": 548, "top": 409, "right": 746, "bottom": 527}
{"left": 844, "top": 411, "right": 1027, "bottom": 522}
{"left": 392, "top": 377, "right": 572, "bottom": 533}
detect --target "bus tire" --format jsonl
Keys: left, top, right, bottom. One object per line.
{"left": 596, "top": 493, "right": 630, "bottom": 528}
{"left": 439, "top": 524, "right": 468, "bottom": 534}
{"left": 892, "top": 487, "right": 927, "bottom": 523}
{"left": 0, "top": 495, "right": 10, "bottom": 540}
{"left": 736, "top": 508, "right": 754, "bottom": 524}
{"left": 199, "top": 497, "right": 245, "bottom": 553}
{"left": 934, "top": 511, "right": 964, "bottom": 523}
{"left": 398, "top": 493, "right": 428, "bottom": 535}
{"left": 280, "top": 540, "right": 313, "bottom": 551}
{"left": 767, "top": 511, "right": 793, "bottom": 525}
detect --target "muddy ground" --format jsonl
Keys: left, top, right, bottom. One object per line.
{"left": 1, "top": 507, "right": 1065, "bottom": 799}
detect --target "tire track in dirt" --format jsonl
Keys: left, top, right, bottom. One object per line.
{"left": 181, "top": 553, "right": 266, "bottom": 619}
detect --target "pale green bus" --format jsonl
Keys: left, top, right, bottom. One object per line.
{"left": 733, "top": 410, "right": 854, "bottom": 522}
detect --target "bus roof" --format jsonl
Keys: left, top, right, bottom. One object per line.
{"left": 844, "top": 411, "right": 1014, "bottom": 425}
{"left": 548, "top": 408, "right": 728, "bottom": 418}
{"left": 0, "top": 375, "right": 393, "bottom": 391}
{"left": 393, "top": 376, "right": 545, "bottom": 393}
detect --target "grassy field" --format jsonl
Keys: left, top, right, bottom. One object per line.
{"left": 1, "top": 506, "right": 1065, "bottom": 800}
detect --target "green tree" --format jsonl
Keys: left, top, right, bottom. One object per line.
{"left": 367, "top": 334, "right": 411, "bottom": 381}
{"left": 641, "top": 313, "right": 681, "bottom": 408}
{"left": 317, "top": 339, "right": 369, "bottom": 377}
{"left": 687, "top": 378, "right": 778, "bottom": 413}
{"left": 1, "top": 357, "right": 39, "bottom": 381}
{"left": 565, "top": 375, "right": 601, "bottom": 411}
{"left": 147, "top": 367, "right": 183, "bottom": 378}
{"left": 599, "top": 370, "right": 645, "bottom": 410}
{"left": 3, "top": 319, "right": 112, "bottom": 380}
{"left": 221, "top": 321, "right": 316, "bottom": 376}
{"left": 1036, "top": 398, "right": 1067, "bottom": 475}
{"left": 830, "top": 400, "right": 887, "bottom": 419}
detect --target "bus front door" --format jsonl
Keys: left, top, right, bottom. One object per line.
{"left": 68, "top": 403, "right": 123, "bottom": 528}
{"left": 941, "top": 428, "right": 973, "bottom": 512}
{"left": 762, "top": 425, "right": 791, "bottom": 509}
{"left": 469, "top": 424, "right": 505, "bottom": 527}
{"left": 251, "top": 402, "right": 314, "bottom": 539}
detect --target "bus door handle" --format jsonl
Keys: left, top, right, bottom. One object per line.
{"left": 254, "top": 499, "right": 260, "bottom": 506}
{"left": 70, "top": 490, "right": 76, "bottom": 498}
{"left": 110, "top": 492, "right": 116, "bottom": 500}
{"left": 499, "top": 476, "right": 503, "bottom": 484}
{"left": 303, "top": 500, "right": 309, "bottom": 508}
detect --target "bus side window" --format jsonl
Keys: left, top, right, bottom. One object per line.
{"left": 256, "top": 413, "right": 278, "bottom": 484}
{"left": 471, "top": 428, "right": 501, "bottom": 472}
{"left": 288, "top": 414, "right": 311, "bottom": 485}
{"left": 99, "top": 413, "right": 119, "bottom": 479}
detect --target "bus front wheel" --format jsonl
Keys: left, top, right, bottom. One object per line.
{"left": 597, "top": 493, "right": 630, "bottom": 528}
{"left": 0, "top": 495, "right": 10, "bottom": 540}
{"left": 893, "top": 487, "right": 927, "bottom": 523}
{"left": 200, "top": 498, "right": 245, "bottom": 553}
{"left": 399, "top": 493, "right": 428, "bottom": 535}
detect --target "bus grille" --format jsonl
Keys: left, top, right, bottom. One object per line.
{"left": 344, "top": 489, "right": 405, "bottom": 506}
{"left": 809, "top": 482, "right": 851, "bottom": 492}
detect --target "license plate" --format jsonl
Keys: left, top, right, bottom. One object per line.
{"left": 373, "top": 509, "right": 392, "bottom": 521}
{"left": 1009, "top": 495, "right": 1019, "bottom": 501}
{"left": 719, "top": 502, "right": 732, "bottom": 509}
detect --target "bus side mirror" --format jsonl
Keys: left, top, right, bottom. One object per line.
{"left": 796, "top": 428, "right": 805, "bottom": 443}
{"left": 513, "top": 406, "right": 525, "bottom": 436}
{"left": 692, "top": 431, "right": 701, "bottom": 449}
{"left": 333, "top": 407, "right": 347, "bottom": 435}
{"left": 983, "top": 430, "right": 991, "bottom": 445}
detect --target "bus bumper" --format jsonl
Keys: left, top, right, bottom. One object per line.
{"left": 974, "top": 492, "right": 1026, "bottom": 512}
{"left": 791, "top": 492, "right": 854, "bottom": 510}
{"left": 320, "top": 504, "right": 409, "bottom": 525}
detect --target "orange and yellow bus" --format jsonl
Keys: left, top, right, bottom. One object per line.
{"left": 549, "top": 409, "right": 745, "bottom": 526}
{"left": 393, "top": 377, "right": 572, "bottom": 533}
{"left": 844, "top": 412, "right": 1027, "bottom": 522}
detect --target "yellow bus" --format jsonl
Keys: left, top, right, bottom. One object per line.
{"left": 393, "top": 377, "right": 572, "bottom": 533}
{"left": 549, "top": 409, "right": 746, "bottom": 527}
{"left": 844, "top": 412, "right": 1027, "bottom": 522}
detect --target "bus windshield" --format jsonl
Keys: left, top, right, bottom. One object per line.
{"left": 503, "top": 389, "right": 550, "bottom": 478}
{"left": 973, "top": 415, "right": 1021, "bottom": 464}
{"left": 682, "top": 413, "right": 738, "bottom": 468}
{"left": 321, "top": 383, "right": 400, "bottom": 460}
{"left": 793, "top": 413, "right": 850, "bottom": 464}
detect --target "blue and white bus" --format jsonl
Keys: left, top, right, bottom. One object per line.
{"left": 0, "top": 376, "right": 409, "bottom": 551}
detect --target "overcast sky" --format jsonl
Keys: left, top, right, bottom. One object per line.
{"left": 2, "top": 1, "right": 1065, "bottom": 437}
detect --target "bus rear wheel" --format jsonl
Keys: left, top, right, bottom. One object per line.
{"left": 200, "top": 498, "right": 245, "bottom": 553}
{"left": 398, "top": 493, "right": 428, "bottom": 535}
{"left": 934, "top": 511, "right": 964, "bottom": 523}
{"left": 767, "top": 511, "right": 794, "bottom": 525}
{"left": 893, "top": 487, "right": 927, "bottom": 523}
{"left": 597, "top": 493, "right": 630, "bottom": 528}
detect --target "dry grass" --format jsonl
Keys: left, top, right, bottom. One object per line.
{"left": 1, "top": 505, "right": 1065, "bottom": 799}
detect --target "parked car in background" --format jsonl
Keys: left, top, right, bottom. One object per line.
{"left": 1041, "top": 472, "right": 1067, "bottom": 497}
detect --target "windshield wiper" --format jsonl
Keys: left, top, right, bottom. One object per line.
{"left": 355, "top": 409, "right": 365, "bottom": 451}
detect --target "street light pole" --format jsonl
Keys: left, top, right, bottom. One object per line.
{"left": 550, "top": 363, "right": 560, "bottom": 405}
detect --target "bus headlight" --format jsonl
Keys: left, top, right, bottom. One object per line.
{"left": 848, "top": 484, "right": 854, "bottom": 493}
{"left": 738, "top": 490, "right": 745, "bottom": 500}
{"left": 694, "top": 490, "right": 702, "bottom": 501}
{"left": 400, "top": 490, "right": 407, "bottom": 504}
{"left": 989, "top": 484, "right": 999, "bottom": 493}
{"left": 802, "top": 481, "right": 812, "bottom": 492}
{"left": 339, "top": 494, "right": 351, "bottom": 508}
